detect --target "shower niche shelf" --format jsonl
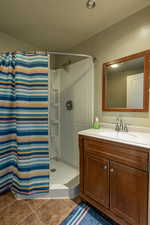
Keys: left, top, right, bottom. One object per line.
{"left": 50, "top": 124, "right": 59, "bottom": 137}
{"left": 51, "top": 103, "right": 59, "bottom": 107}
{"left": 50, "top": 107, "right": 59, "bottom": 122}
{"left": 50, "top": 88, "right": 59, "bottom": 105}
{"left": 49, "top": 68, "right": 60, "bottom": 158}
{"left": 50, "top": 120, "right": 59, "bottom": 124}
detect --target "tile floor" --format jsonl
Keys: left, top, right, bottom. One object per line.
{"left": 0, "top": 192, "right": 81, "bottom": 225}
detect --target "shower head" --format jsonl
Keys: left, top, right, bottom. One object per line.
{"left": 86, "top": 0, "right": 96, "bottom": 9}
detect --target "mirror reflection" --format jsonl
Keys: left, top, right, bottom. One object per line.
{"left": 106, "top": 57, "right": 144, "bottom": 109}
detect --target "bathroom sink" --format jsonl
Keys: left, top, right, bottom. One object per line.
{"left": 95, "top": 129, "right": 139, "bottom": 142}
{"left": 86, "top": 128, "right": 133, "bottom": 138}
{"left": 117, "top": 132, "right": 138, "bottom": 140}
{"left": 79, "top": 127, "right": 150, "bottom": 149}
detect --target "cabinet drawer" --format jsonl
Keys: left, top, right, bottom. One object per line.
{"left": 84, "top": 138, "right": 149, "bottom": 171}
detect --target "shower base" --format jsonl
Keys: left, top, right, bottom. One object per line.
{"left": 48, "top": 159, "right": 80, "bottom": 199}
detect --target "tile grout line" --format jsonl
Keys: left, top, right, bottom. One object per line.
{"left": 26, "top": 201, "right": 45, "bottom": 225}
{"left": 0, "top": 192, "right": 17, "bottom": 212}
{"left": 15, "top": 200, "right": 34, "bottom": 225}
{"left": 1, "top": 197, "right": 33, "bottom": 225}
{"left": 1, "top": 192, "right": 80, "bottom": 225}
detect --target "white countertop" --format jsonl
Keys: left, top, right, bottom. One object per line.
{"left": 78, "top": 123, "right": 150, "bottom": 149}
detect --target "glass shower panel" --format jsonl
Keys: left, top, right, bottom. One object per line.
{"left": 49, "top": 54, "right": 94, "bottom": 190}
{"left": 59, "top": 57, "right": 94, "bottom": 168}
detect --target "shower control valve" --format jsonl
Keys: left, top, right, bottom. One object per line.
{"left": 65, "top": 100, "right": 73, "bottom": 111}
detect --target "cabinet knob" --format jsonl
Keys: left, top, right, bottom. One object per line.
{"left": 110, "top": 168, "right": 114, "bottom": 173}
{"left": 104, "top": 165, "right": 107, "bottom": 170}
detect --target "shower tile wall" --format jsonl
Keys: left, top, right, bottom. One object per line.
{"left": 60, "top": 58, "right": 94, "bottom": 168}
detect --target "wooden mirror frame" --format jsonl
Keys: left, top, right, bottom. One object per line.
{"left": 102, "top": 50, "right": 150, "bottom": 112}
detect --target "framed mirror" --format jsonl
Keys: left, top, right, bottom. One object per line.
{"left": 102, "top": 50, "right": 150, "bottom": 112}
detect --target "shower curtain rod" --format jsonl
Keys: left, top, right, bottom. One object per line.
{"left": 0, "top": 50, "right": 96, "bottom": 61}
{"left": 48, "top": 51, "right": 92, "bottom": 58}
{"left": 0, "top": 50, "right": 92, "bottom": 57}
{"left": 0, "top": 50, "right": 46, "bottom": 55}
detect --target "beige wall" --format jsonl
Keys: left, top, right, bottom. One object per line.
{"left": 0, "top": 31, "right": 34, "bottom": 51}
{"left": 70, "top": 6, "right": 150, "bottom": 127}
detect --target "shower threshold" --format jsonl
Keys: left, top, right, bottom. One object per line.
{"left": 48, "top": 159, "right": 79, "bottom": 199}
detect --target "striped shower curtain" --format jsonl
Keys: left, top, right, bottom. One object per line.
{"left": 0, "top": 52, "right": 49, "bottom": 197}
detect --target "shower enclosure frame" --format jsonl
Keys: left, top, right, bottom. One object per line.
{"left": 48, "top": 51, "right": 93, "bottom": 58}
{"left": 48, "top": 51, "right": 95, "bottom": 198}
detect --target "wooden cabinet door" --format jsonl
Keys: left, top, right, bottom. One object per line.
{"left": 110, "top": 161, "right": 148, "bottom": 225}
{"left": 84, "top": 152, "right": 109, "bottom": 208}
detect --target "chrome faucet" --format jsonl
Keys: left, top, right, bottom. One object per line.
{"left": 115, "top": 117, "right": 128, "bottom": 132}
{"left": 119, "top": 119, "right": 124, "bottom": 131}
{"left": 115, "top": 117, "right": 120, "bottom": 132}
{"left": 124, "top": 123, "right": 128, "bottom": 132}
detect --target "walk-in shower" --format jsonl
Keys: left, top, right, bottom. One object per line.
{"left": 48, "top": 52, "right": 94, "bottom": 198}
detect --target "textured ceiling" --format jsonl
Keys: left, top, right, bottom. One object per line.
{"left": 0, "top": 0, "right": 150, "bottom": 50}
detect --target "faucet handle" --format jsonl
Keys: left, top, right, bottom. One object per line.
{"left": 115, "top": 122, "right": 120, "bottom": 132}
{"left": 124, "top": 123, "right": 128, "bottom": 132}
{"left": 119, "top": 119, "right": 124, "bottom": 130}
{"left": 116, "top": 116, "right": 119, "bottom": 122}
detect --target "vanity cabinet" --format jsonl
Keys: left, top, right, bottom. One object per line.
{"left": 79, "top": 135, "right": 149, "bottom": 225}
{"left": 110, "top": 161, "right": 147, "bottom": 225}
{"left": 84, "top": 152, "right": 109, "bottom": 208}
